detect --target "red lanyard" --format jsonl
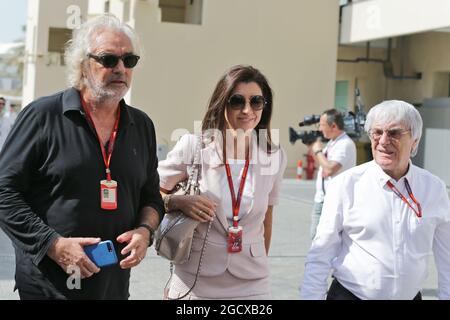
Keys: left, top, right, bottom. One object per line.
{"left": 225, "top": 158, "right": 250, "bottom": 228}
{"left": 81, "top": 98, "right": 120, "bottom": 181}
{"left": 386, "top": 178, "right": 422, "bottom": 218}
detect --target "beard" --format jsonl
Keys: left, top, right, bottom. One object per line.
{"left": 84, "top": 74, "right": 128, "bottom": 103}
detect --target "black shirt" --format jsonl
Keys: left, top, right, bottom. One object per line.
{"left": 0, "top": 88, "right": 164, "bottom": 299}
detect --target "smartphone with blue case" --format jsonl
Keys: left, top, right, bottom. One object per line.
{"left": 84, "top": 240, "right": 118, "bottom": 267}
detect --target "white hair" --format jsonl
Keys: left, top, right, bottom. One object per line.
{"left": 364, "top": 100, "right": 423, "bottom": 157}
{"left": 64, "top": 14, "right": 141, "bottom": 90}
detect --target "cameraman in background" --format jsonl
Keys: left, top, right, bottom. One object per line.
{"left": 309, "top": 109, "right": 356, "bottom": 239}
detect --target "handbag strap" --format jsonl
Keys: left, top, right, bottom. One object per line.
{"left": 185, "top": 134, "right": 202, "bottom": 195}
{"left": 165, "top": 134, "right": 212, "bottom": 300}
{"left": 190, "top": 134, "right": 202, "bottom": 195}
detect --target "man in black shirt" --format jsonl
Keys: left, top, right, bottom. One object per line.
{"left": 0, "top": 14, "right": 163, "bottom": 299}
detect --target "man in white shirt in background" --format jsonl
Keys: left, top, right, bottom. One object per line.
{"left": 300, "top": 100, "right": 450, "bottom": 300}
{"left": 309, "top": 109, "right": 356, "bottom": 239}
{"left": 0, "top": 97, "right": 16, "bottom": 151}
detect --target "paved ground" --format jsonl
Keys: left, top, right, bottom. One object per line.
{"left": 0, "top": 179, "right": 439, "bottom": 300}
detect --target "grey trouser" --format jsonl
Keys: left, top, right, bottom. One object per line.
{"left": 310, "top": 201, "right": 323, "bottom": 240}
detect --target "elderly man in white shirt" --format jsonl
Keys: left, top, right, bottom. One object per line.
{"left": 309, "top": 109, "right": 356, "bottom": 239}
{"left": 300, "top": 100, "right": 450, "bottom": 300}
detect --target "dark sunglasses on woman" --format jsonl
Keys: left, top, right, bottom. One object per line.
{"left": 228, "top": 94, "right": 267, "bottom": 111}
{"left": 87, "top": 53, "right": 140, "bottom": 69}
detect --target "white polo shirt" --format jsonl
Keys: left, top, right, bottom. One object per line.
{"left": 301, "top": 160, "right": 450, "bottom": 300}
{"left": 314, "top": 132, "right": 356, "bottom": 203}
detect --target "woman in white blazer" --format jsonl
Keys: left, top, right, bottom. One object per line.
{"left": 158, "top": 65, "right": 287, "bottom": 299}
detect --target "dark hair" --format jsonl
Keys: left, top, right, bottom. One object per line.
{"left": 0, "top": 97, "right": 5, "bottom": 102}
{"left": 201, "top": 65, "right": 274, "bottom": 157}
{"left": 322, "top": 108, "right": 344, "bottom": 130}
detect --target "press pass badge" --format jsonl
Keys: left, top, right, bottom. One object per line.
{"left": 227, "top": 226, "right": 243, "bottom": 253}
{"left": 100, "top": 179, "right": 117, "bottom": 210}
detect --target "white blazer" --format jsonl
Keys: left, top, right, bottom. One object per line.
{"left": 158, "top": 134, "right": 287, "bottom": 280}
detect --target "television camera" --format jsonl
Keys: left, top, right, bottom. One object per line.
{"left": 289, "top": 89, "right": 366, "bottom": 145}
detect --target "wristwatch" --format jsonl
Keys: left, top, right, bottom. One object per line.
{"left": 314, "top": 149, "right": 323, "bottom": 155}
{"left": 137, "top": 223, "right": 155, "bottom": 247}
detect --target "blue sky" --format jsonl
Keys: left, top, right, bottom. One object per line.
{"left": 0, "top": 0, "right": 27, "bottom": 43}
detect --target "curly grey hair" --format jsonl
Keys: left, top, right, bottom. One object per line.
{"left": 364, "top": 100, "right": 423, "bottom": 157}
{"left": 64, "top": 14, "right": 141, "bottom": 89}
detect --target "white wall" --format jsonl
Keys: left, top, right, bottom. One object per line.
{"left": 22, "top": 0, "right": 40, "bottom": 106}
{"left": 340, "top": 0, "right": 450, "bottom": 44}
{"left": 127, "top": 0, "right": 340, "bottom": 174}
{"left": 23, "top": 0, "right": 340, "bottom": 175}
{"left": 23, "top": 0, "right": 88, "bottom": 106}
{"left": 88, "top": 0, "right": 107, "bottom": 17}
{"left": 424, "top": 128, "right": 450, "bottom": 187}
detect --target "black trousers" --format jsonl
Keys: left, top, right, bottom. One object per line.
{"left": 326, "top": 278, "right": 422, "bottom": 300}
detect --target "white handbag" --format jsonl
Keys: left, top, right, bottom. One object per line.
{"left": 154, "top": 135, "right": 212, "bottom": 299}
